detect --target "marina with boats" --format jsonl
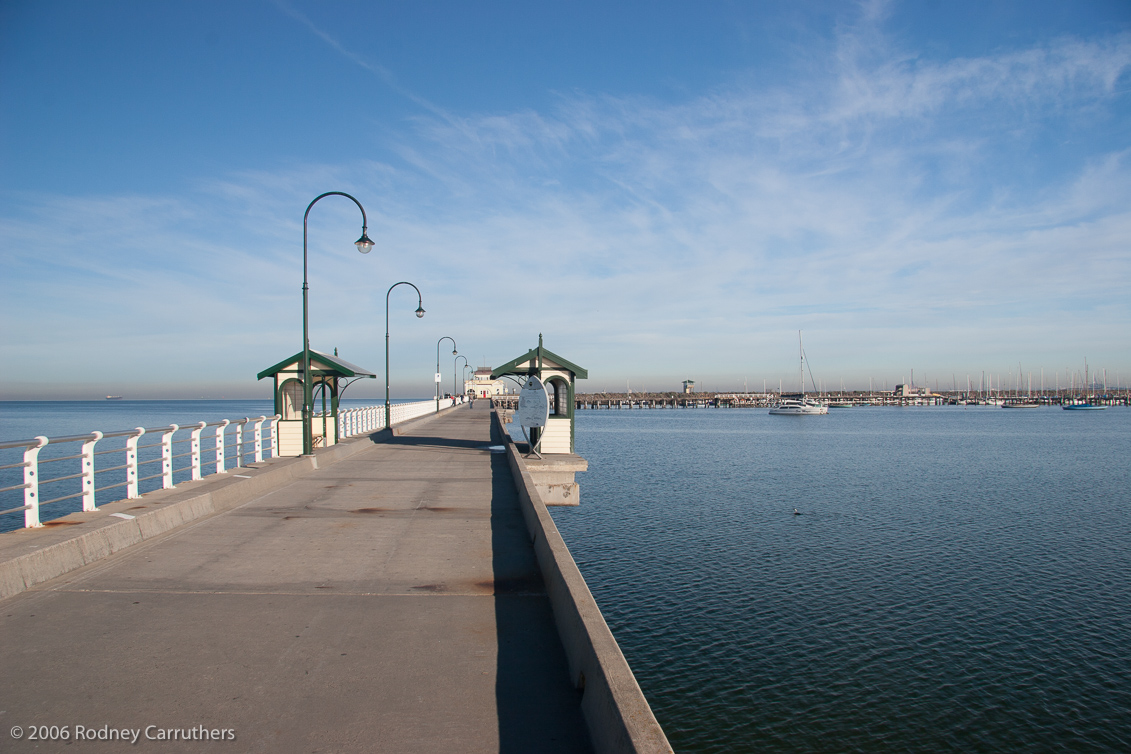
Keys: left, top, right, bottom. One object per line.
{"left": 554, "top": 389, "right": 1130, "bottom": 410}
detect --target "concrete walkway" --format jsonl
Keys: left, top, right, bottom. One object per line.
{"left": 1, "top": 403, "right": 592, "bottom": 753}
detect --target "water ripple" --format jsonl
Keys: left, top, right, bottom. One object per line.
{"left": 554, "top": 407, "right": 1131, "bottom": 753}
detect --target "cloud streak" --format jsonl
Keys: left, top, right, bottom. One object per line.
{"left": 3, "top": 9, "right": 1129, "bottom": 397}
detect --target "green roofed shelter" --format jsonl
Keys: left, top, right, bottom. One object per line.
{"left": 492, "top": 335, "right": 587, "bottom": 454}
{"left": 258, "top": 350, "right": 376, "bottom": 456}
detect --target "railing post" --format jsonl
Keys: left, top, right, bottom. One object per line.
{"left": 81, "top": 431, "right": 103, "bottom": 511}
{"left": 253, "top": 416, "right": 266, "bottom": 463}
{"left": 23, "top": 436, "right": 48, "bottom": 528}
{"left": 126, "top": 427, "right": 144, "bottom": 499}
{"left": 162, "top": 424, "right": 178, "bottom": 489}
{"left": 270, "top": 415, "right": 280, "bottom": 458}
{"left": 215, "top": 419, "right": 229, "bottom": 474}
{"left": 190, "top": 422, "right": 206, "bottom": 481}
{"left": 235, "top": 418, "right": 246, "bottom": 468}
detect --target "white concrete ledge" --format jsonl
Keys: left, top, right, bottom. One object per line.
{"left": 0, "top": 425, "right": 396, "bottom": 601}
{"left": 494, "top": 410, "right": 672, "bottom": 754}
{"left": 0, "top": 404, "right": 477, "bottom": 602}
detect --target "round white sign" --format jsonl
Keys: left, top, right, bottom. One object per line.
{"left": 516, "top": 376, "right": 549, "bottom": 428}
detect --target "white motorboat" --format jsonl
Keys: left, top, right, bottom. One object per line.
{"left": 770, "top": 398, "right": 829, "bottom": 415}
{"left": 770, "top": 331, "right": 828, "bottom": 416}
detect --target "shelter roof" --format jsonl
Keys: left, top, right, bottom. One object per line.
{"left": 257, "top": 350, "right": 377, "bottom": 381}
{"left": 491, "top": 335, "right": 588, "bottom": 380}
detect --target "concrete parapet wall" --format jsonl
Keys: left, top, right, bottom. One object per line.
{"left": 494, "top": 410, "right": 672, "bottom": 754}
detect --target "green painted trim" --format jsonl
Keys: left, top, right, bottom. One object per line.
{"left": 569, "top": 374, "right": 576, "bottom": 452}
{"left": 330, "top": 379, "right": 340, "bottom": 443}
{"left": 491, "top": 344, "right": 588, "bottom": 380}
{"left": 543, "top": 375, "right": 572, "bottom": 419}
{"left": 258, "top": 349, "right": 377, "bottom": 381}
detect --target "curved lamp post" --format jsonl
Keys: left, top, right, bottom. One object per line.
{"left": 435, "top": 337, "right": 458, "bottom": 411}
{"left": 385, "top": 281, "right": 425, "bottom": 429}
{"left": 302, "top": 192, "right": 374, "bottom": 456}
{"left": 455, "top": 355, "right": 469, "bottom": 400}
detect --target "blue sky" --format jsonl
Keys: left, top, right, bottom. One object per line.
{"left": 2, "top": 0, "right": 1129, "bottom": 399}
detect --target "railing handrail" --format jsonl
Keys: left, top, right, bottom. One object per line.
{"left": 0, "top": 417, "right": 265, "bottom": 449}
{"left": 3, "top": 397, "right": 469, "bottom": 531}
{"left": 1, "top": 415, "right": 281, "bottom": 530}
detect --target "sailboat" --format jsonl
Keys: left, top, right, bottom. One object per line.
{"left": 769, "top": 331, "right": 828, "bottom": 416}
{"left": 1063, "top": 359, "right": 1107, "bottom": 410}
{"left": 1003, "top": 369, "right": 1040, "bottom": 407}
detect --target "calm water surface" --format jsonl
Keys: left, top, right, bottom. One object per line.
{"left": 554, "top": 406, "right": 1130, "bottom": 753}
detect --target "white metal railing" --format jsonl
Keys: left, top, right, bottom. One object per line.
{"left": 2, "top": 397, "right": 470, "bottom": 530}
{"left": 337, "top": 396, "right": 465, "bottom": 439}
{"left": 0, "top": 415, "right": 281, "bottom": 530}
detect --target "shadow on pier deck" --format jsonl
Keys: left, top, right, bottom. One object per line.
{"left": 0, "top": 403, "right": 668, "bottom": 752}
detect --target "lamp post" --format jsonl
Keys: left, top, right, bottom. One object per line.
{"left": 455, "top": 355, "right": 469, "bottom": 400}
{"left": 435, "top": 337, "right": 458, "bottom": 411}
{"left": 301, "top": 192, "right": 374, "bottom": 456}
{"left": 386, "top": 281, "right": 425, "bottom": 429}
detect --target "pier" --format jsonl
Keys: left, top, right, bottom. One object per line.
{"left": 1, "top": 404, "right": 670, "bottom": 753}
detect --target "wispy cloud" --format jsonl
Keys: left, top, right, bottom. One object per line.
{"left": 3, "top": 8, "right": 1129, "bottom": 397}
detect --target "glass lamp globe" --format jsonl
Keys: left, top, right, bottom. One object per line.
{"left": 355, "top": 232, "right": 375, "bottom": 254}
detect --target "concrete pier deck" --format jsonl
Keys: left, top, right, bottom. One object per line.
{"left": 1, "top": 404, "right": 595, "bottom": 752}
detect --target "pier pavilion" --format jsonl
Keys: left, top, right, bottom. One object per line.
{"left": 492, "top": 335, "right": 587, "bottom": 454}
{"left": 492, "top": 336, "right": 589, "bottom": 506}
{"left": 257, "top": 349, "right": 376, "bottom": 455}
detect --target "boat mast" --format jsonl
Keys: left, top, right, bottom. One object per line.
{"left": 798, "top": 330, "right": 805, "bottom": 399}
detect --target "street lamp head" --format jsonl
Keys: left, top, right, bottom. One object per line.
{"left": 452, "top": 348, "right": 458, "bottom": 355}
{"left": 415, "top": 305, "right": 426, "bottom": 318}
{"left": 355, "top": 230, "right": 375, "bottom": 254}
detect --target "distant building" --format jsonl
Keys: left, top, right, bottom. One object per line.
{"left": 465, "top": 367, "right": 507, "bottom": 398}
{"left": 683, "top": 380, "right": 695, "bottom": 394}
{"left": 892, "top": 384, "right": 931, "bottom": 397}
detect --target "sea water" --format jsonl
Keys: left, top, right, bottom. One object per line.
{"left": 554, "top": 406, "right": 1130, "bottom": 753}
{"left": 4, "top": 401, "right": 1129, "bottom": 750}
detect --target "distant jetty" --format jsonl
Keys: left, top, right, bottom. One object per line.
{"left": 504, "top": 389, "right": 1128, "bottom": 410}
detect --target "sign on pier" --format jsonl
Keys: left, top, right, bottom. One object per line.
{"left": 516, "top": 376, "right": 549, "bottom": 428}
